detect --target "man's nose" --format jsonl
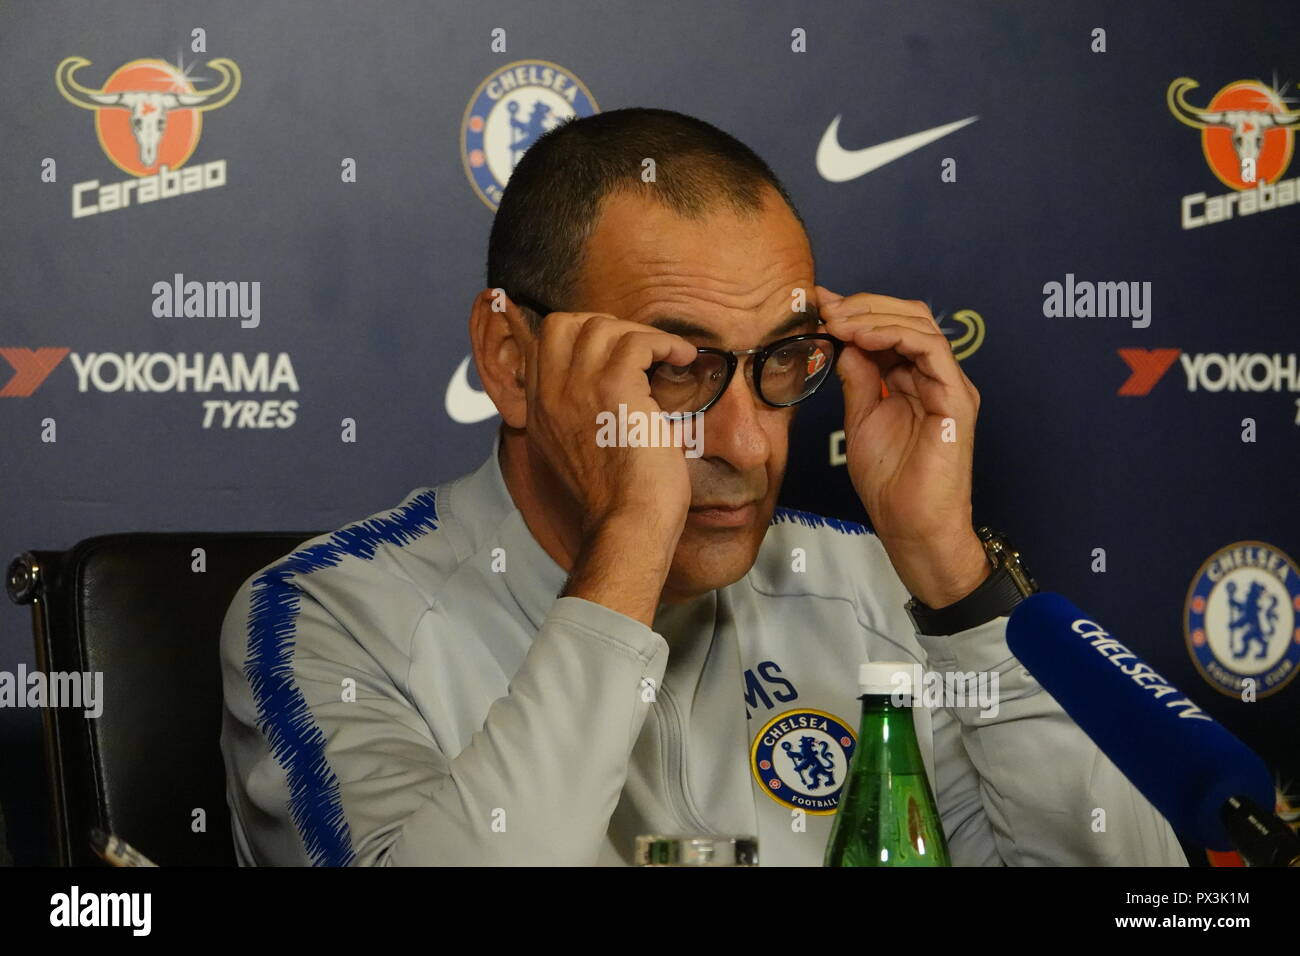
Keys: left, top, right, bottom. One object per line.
{"left": 701, "top": 360, "right": 771, "bottom": 472}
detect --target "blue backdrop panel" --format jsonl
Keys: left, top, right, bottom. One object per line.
{"left": 1, "top": 0, "right": 1296, "bottom": 864}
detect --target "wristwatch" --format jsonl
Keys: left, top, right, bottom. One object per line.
{"left": 904, "top": 527, "right": 1039, "bottom": 636}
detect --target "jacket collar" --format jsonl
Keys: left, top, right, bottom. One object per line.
{"left": 443, "top": 431, "right": 571, "bottom": 632}
{"left": 447, "top": 432, "right": 726, "bottom": 639}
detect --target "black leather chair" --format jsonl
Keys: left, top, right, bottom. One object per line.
{"left": 6, "top": 531, "right": 324, "bottom": 866}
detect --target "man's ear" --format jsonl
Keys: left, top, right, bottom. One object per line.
{"left": 468, "top": 288, "right": 529, "bottom": 429}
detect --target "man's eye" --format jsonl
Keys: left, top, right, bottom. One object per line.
{"left": 770, "top": 352, "right": 796, "bottom": 368}
{"left": 654, "top": 363, "right": 696, "bottom": 384}
{"left": 768, "top": 349, "right": 804, "bottom": 372}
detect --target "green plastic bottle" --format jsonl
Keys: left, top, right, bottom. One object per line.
{"left": 825, "top": 661, "right": 951, "bottom": 867}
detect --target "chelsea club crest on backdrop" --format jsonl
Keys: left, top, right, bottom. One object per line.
{"left": 1185, "top": 541, "right": 1300, "bottom": 699}
{"left": 461, "top": 59, "right": 599, "bottom": 210}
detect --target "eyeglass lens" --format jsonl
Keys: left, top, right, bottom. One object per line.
{"left": 649, "top": 339, "right": 835, "bottom": 414}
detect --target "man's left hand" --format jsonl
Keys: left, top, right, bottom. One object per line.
{"left": 815, "top": 286, "right": 989, "bottom": 610}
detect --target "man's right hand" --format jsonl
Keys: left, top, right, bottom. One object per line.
{"left": 503, "top": 301, "right": 698, "bottom": 626}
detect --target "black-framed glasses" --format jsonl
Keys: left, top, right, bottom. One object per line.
{"left": 510, "top": 293, "right": 843, "bottom": 417}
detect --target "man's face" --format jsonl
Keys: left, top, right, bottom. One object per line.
{"left": 569, "top": 186, "right": 818, "bottom": 601}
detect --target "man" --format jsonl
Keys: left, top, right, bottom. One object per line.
{"left": 219, "top": 107, "right": 1187, "bottom": 866}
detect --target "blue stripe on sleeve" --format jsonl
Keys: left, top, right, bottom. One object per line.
{"left": 243, "top": 490, "right": 439, "bottom": 866}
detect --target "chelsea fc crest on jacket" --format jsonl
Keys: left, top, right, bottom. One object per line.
{"left": 751, "top": 708, "right": 857, "bottom": 813}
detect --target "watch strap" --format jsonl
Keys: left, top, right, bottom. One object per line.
{"left": 904, "top": 529, "right": 1038, "bottom": 636}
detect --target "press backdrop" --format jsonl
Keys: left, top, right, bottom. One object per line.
{"left": 2, "top": 0, "right": 1297, "bottom": 865}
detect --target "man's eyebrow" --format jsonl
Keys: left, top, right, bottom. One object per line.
{"left": 646, "top": 307, "right": 822, "bottom": 344}
{"left": 766, "top": 309, "right": 822, "bottom": 340}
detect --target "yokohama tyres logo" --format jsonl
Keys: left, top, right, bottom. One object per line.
{"left": 0, "top": 348, "right": 69, "bottom": 397}
{"left": 1118, "top": 348, "right": 1300, "bottom": 395}
{"left": 1117, "top": 348, "right": 1182, "bottom": 396}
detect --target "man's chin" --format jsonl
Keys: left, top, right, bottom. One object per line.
{"left": 663, "top": 526, "right": 765, "bottom": 601}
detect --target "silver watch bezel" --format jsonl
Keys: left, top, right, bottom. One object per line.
{"left": 976, "top": 526, "right": 1037, "bottom": 598}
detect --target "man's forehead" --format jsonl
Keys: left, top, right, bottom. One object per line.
{"left": 577, "top": 191, "right": 817, "bottom": 343}
{"left": 639, "top": 299, "right": 821, "bottom": 345}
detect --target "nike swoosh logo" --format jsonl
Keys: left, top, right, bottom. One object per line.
{"left": 445, "top": 355, "right": 499, "bottom": 424}
{"left": 816, "top": 115, "right": 979, "bottom": 183}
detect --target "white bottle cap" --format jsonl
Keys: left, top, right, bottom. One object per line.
{"left": 858, "top": 661, "right": 916, "bottom": 697}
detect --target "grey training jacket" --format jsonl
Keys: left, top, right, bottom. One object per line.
{"left": 219, "top": 435, "right": 1188, "bottom": 866}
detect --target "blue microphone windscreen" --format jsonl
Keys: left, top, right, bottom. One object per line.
{"left": 1006, "top": 592, "right": 1273, "bottom": 850}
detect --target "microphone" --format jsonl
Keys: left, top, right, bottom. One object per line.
{"left": 1006, "top": 592, "right": 1297, "bottom": 864}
